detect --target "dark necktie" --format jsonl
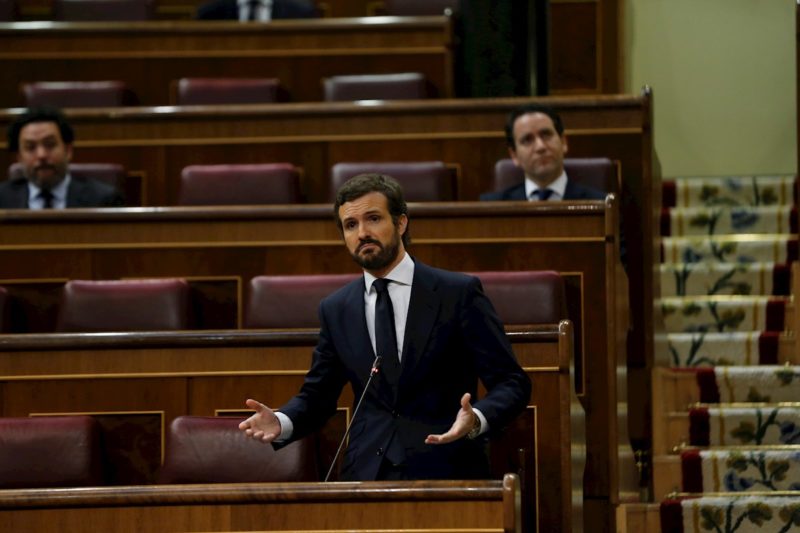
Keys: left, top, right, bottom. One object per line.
{"left": 373, "top": 278, "right": 398, "bottom": 363}
{"left": 247, "top": 0, "right": 260, "bottom": 20}
{"left": 531, "top": 188, "right": 554, "bottom": 201}
{"left": 39, "top": 189, "right": 54, "bottom": 209}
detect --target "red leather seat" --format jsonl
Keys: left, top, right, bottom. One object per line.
{"left": 159, "top": 416, "right": 319, "bottom": 483}
{"left": 178, "top": 163, "right": 303, "bottom": 205}
{"left": 245, "top": 274, "right": 359, "bottom": 328}
{"left": 21, "top": 81, "right": 133, "bottom": 108}
{"left": 176, "top": 78, "right": 283, "bottom": 106}
{"left": 0, "top": 416, "right": 104, "bottom": 488}
{"left": 323, "top": 73, "right": 430, "bottom": 101}
{"left": 330, "top": 161, "right": 455, "bottom": 202}
{"left": 492, "top": 157, "right": 619, "bottom": 195}
{"left": 53, "top": 0, "right": 155, "bottom": 21}
{"left": 56, "top": 279, "right": 191, "bottom": 332}
{"left": 470, "top": 271, "right": 566, "bottom": 324}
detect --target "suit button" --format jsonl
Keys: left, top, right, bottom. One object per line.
{"left": 376, "top": 448, "right": 383, "bottom": 456}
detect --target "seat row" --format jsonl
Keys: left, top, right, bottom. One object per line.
{"left": 0, "top": 270, "right": 566, "bottom": 333}
{"left": 0, "top": 414, "right": 318, "bottom": 488}
{"left": 19, "top": 74, "right": 434, "bottom": 107}
{"left": 6, "top": 158, "right": 617, "bottom": 206}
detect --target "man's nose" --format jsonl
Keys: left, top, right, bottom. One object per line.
{"left": 34, "top": 145, "right": 49, "bottom": 159}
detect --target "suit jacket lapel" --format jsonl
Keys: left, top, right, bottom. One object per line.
{"left": 399, "top": 261, "right": 440, "bottom": 383}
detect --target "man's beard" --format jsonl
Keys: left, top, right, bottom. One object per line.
{"left": 351, "top": 233, "right": 400, "bottom": 271}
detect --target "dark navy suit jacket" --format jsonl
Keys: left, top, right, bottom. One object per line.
{"left": 0, "top": 177, "right": 124, "bottom": 209}
{"left": 196, "top": 0, "right": 317, "bottom": 19}
{"left": 277, "top": 259, "right": 531, "bottom": 481}
{"left": 479, "top": 179, "right": 606, "bottom": 201}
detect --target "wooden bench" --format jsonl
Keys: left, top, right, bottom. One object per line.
{"left": 0, "top": 475, "right": 522, "bottom": 533}
{"left": 0, "top": 325, "right": 567, "bottom": 532}
{"left": 0, "top": 200, "right": 623, "bottom": 531}
{"left": 0, "top": 17, "right": 454, "bottom": 107}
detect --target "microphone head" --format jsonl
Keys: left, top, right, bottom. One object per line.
{"left": 371, "top": 355, "right": 383, "bottom": 374}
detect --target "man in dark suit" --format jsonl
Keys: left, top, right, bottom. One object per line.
{"left": 195, "top": 0, "right": 317, "bottom": 20}
{"left": 240, "top": 173, "right": 531, "bottom": 480}
{"left": 480, "top": 103, "right": 605, "bottom": 201}
{"left": 1, "top": 107, "right": 123, "bottom": 209}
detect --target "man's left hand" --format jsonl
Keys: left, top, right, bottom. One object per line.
{"left": 424, "top": 392, "right": 477, "bottom": 445}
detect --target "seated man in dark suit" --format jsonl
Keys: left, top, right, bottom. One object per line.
{"left": 196, "top": 0, "right": 317, "bottom": 20}
{"left": 0, "top": 107, "right": 124, "bottom": 209}
{"left": 239, "top": 173, "right": 531, "bottom": 480}
{"left": 480, "top": 103, "right": 605, "bottom": 201}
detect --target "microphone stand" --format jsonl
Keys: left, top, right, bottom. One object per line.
{"left": 324, "top": 355, "right": 382, "bottom": 482}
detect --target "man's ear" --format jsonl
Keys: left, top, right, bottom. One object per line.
{"left": 562, "top": 133, "right": 568, "bottom": 155}
{"left": 508, "top": 146, "right": 520, "bottom": 167}
{"left": 65, "top": 143, "right": 74, "bottom": 163}
{"left": 397, "top": 214, "right": 408, "bottom": 236}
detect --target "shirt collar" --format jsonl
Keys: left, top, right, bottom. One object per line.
{"left": 28, "top": 173, "right": 71, "bottom": 208}
{"left": 524, "top": 170, "right": 568, "bottom": 200}
{"left": 364, "top": 251, "right": 414, "bottom": 292}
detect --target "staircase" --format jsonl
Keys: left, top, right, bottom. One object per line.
{"left": 621, "top": 175, "right": 800, "bottom": 532}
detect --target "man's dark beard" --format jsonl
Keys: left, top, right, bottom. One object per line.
{"left": 351, "top": 234, "right": 400, "bottom": 271}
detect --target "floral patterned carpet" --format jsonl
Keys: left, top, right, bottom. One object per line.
{"left": 656, "top": 176, "right": 800, "bottom": 532}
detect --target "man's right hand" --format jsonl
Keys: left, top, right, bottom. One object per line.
{"left": 239, "top": 398, "right": 281, "bottom": 443}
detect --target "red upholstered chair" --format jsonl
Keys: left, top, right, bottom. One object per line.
{"left": 384, "top": 0, "right": 459, "bottom": 15}
{"left": 0, "top": 416, "right": 104, "bottom": 488}
{"left": 21, "top": 81, "right": 133, "bottom": 108}
{"left": 323, "top": 73, "right": 430, "bottom": 102}
{"left": 56, "top": 279, "right": 191, "bottom": 332}
{"left": 159, "top": 416, "right": 319, "bottom": 483}
{"left": 244, "top": 274, "right": 359, "bottom": 328}
{"left": 178, "top": 163, "right": 303, "bottom": 205}
{"left": 492, "top": 157, "right": 619, "bottom": 195}
{"left": 175, "top": 78, "right": 283, "bottom": 106}
{"left": 470, "top": 271, "right": 567, "bottom": 324}
{"left": 53, "top": 0, "right": 154, "bottom": 20}
{"left": 330, "top": 161, "right": 455, "bottom": 202}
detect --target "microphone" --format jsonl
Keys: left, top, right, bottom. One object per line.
{"left": 324, "top": 355, "right": 382, "bottom": 482}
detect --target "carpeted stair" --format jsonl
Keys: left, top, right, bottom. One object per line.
{"left": 652, "top": 175, "right": 800, "bottom": 532}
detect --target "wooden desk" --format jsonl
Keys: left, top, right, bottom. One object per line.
{"left": 0, "top": 475, "right": 522, "bottom": 533}
{"left": 0, "top": 325, "right": 568, "bottom": 532}
{"left": 0, "top": 17, "right": 453, "bottom": 107}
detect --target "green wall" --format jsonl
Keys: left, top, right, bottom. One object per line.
{"left": 624, "top": 0, "right": 797, "bottom": 177}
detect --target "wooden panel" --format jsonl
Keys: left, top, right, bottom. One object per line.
{"left": 549, "top": 0, "right": 620, "bottom": 94}
{"left": 0, "top": 475, "right": 522, "bottom": 533}
{"left": 0, "top": 17, "right": 453, "bottom": 107}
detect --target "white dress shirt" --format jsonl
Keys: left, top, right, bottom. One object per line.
{"left": 524, "top": 170, "right": 568, "bottom": 201}
{"left": 27, "top": 174, "right": 71, "bottom": 210}
{"left": 237, "top": 0, "right": 273, "bottom": 21}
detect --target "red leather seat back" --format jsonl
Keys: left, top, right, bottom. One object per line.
{"left": 176, "top": 78, "right": 282, "bottom": 106}
{"left": 245, "top": 274, "right": 360, "bottom": 329}
{"left": 330, "top": 161, "right": 454, "bottom": 202}
{"left": 493, "top": 157, "right": 619, "bottom": 195}
{"left": 0, "top": 416, "right": 104, "bottom": 488}
{"left": 21, "top": 81, "right": 132, "bottom": 108}
{"left": 323, "top": 73, "right": 429, "bottom": 101}
{"left": 469, "top": 271, "right": 567, "bottom": 324}
{"left": 159, "top": 416, "right": 319, "bottom": 483}
{"left": 178, "top": 163, "right": 302, "bottom": 205}
{"left": 56, "top": 279, "right": 191, "bottom": 332}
